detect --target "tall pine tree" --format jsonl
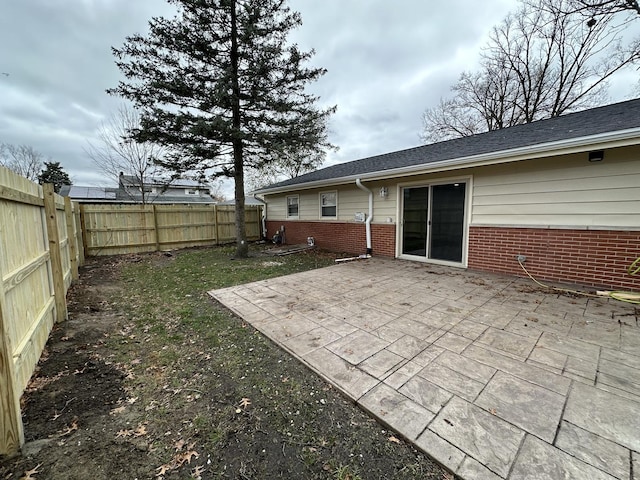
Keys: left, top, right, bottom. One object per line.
{"left": 109, "top": 0, "right": 335, "bottom": 257}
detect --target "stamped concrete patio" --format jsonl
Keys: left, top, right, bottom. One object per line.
{"left": 209, "top": 258, "right": 640, "bottom": 480}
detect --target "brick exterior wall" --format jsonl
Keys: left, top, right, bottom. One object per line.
{"left": 468, "top": 226, "right": 640, "bottom": 290}
{"left": 267, "top": 221, "right": 640, "bottom": 290}
{"left": 266, "top": 220, "right": 396, "bottom": 257}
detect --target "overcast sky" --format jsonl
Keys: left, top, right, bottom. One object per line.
{"left": 1, "top": 0, "right": 638, "bottom": 197}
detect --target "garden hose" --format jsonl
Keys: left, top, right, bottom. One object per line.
{"left": 517, "top": 256, "right": 640, "bottom": 304}
{"left": 629, "top": 256, "right": 640, "bottom": 276}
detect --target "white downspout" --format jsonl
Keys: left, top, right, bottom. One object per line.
{"left": 355, "top": 179, "right": 373, "bottom": 255}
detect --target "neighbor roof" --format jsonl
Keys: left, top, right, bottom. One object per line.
{"left": 62, "top": 184, "right": 216, "bottom": 204}
{"left": 217, "top": 196, "right": 265, "bottom": 206}
{"left": 60, "top": 185, "right": 117, "bottom": 200}
{"left": 120, "top": 174, "right": 206, "bottom": 189}
{"left": 256, "top": 98, "right": 640, "bottom": 194}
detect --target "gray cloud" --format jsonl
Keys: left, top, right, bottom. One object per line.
{"left": 1, "top": 0, "right": 637, "bottom": 196}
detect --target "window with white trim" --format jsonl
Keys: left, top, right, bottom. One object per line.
{"left": 286, "top": 195, "right": 299, "bottom": 218}
{"left": 320, "top": 191, "right": 337, "bottom": 218}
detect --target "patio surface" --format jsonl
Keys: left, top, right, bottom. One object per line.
{"left": 208, "top": 258, "right": 640, "bottom": 480}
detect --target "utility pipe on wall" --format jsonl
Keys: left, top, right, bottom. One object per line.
{"left": 355, "top": 179, "right": 373, "bottom": 255}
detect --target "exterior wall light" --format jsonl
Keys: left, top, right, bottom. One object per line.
{"left": 379, "top": 186, "right": 389, "bottom": 198}
{"left": 588, "top": 150, "right": 604, "bottom": 162}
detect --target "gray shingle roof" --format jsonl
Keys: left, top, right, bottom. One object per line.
{"left": 217, "top": 197, "right": 265, "bottom": 206}
{"left": 61, "top": 185, "right": 117, "bottom": 200}
{"left": 259, "top": 98, "right": 640, "bottom": 192}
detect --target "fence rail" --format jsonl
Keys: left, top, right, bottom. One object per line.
{"left": 80, "top": 203, "right": 262, "bottom": 256}
{"left": 0, "top": 169, "right": 80, "bottom": 456}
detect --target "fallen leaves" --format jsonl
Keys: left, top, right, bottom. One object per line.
{"left": 19, "top": 464, "right": 41, "bottom": 480}
{"left": 235, "top": 397, "right": 251, "bottom": 413}
{"left": 115, "top": 423, "right": 148, "bottom": 439}
{"left": 110, "top": 405, "right": 126, "bottom": 415}
{"left": 156, "top": 439, "right": 200, "bottom": 477}
{"left": 155, "top": 464, "right": 171, "bottom": 477}
{"left": 191, "top": 465, "right": 206, "bottom": 479}
{"left": 180, "top": 450, "right": 199, "bottom": 464}
{"left": 58, "top": 419, "right": 78, "bottom": 436}
{"left": 25, "top": 372, "right": 65, "bottom": 393}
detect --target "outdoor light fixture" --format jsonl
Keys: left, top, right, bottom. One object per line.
{"left": 379, "top": 186, "right": 389, "bottom": 198}
{"left": 588, "top": 150, "right": 604, "bottom": 162}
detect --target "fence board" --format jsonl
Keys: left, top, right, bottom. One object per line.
{"left": 0, "top": 168, "right": 81, "bottom": 456}
{"left": 80, "top": 204, "right": 263, "bottom": 255}
{"left": 0, "top": 250, "right": 23, "bottom": 456}
{"left": 64, "top": 197, "right": 79, "bottom": 281}
{"left": 44, "top": 185, "right": 68, "bottom": 323}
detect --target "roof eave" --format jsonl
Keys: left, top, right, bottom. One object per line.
{"left": 255, "top": 127, "right": 640, "bottom": 195}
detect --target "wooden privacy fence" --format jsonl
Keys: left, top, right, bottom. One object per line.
{"left": 0, "top": 168, "right": 82, "bottom": 456}
{"left": 80, "top": 203, "right": 263, "bottom": 256}
{"left": 0, "top": 179, "right": 257, "bottom": 455}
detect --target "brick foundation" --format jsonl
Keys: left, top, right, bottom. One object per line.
{"left": 468, "top": 226, "right": 640, "bottom": 290}
{"left": 266, "top": 220, "right": 395, "bottom": 257}
{"left": 267, "top": 221, "right": 640, "bottom": 290}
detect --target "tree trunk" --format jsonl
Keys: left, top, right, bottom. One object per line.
{"left": 233, "top": 158, "right": 248, "bottom": 258}
{"left": 230, "top": 0, "right": 248, "bottom": 258}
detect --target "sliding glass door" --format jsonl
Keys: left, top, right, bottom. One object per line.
{"left": 400, "top": 182, "right": 466, "bottom": 263}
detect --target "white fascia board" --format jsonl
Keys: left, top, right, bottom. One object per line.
{"left": 256, "top": 128, "right": 640, "bottom": 195}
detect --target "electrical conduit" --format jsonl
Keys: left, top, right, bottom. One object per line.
{"left": 355, "top": 179, "right": 373, "bottom": 255}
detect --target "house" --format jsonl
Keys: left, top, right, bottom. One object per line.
{"left": 118, "top": 173, "right": 214, "bottom": 203}
{"left": 216, "top": 196, "right": 266, "bottom": 207}
{"left": 60, "top": 174, "right": 215, "bottom": 204}
{"left": 254, "top": 98, "right": 640, "bottom": 291}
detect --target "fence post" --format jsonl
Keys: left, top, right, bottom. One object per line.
{"left": 74, "top": 202, "right": 85, "bottom": 267}
{"left": 152, "top": 204, "right": 161, "bottom": 252}
{"left": 43, "top": 184, "right": 67, "bottom": 323}
{"left": 213, "top": 204, "right": 219, "bottom": 246}
{"left": 78, "top": 204, "right": 89, "bottom": 259}
{"left": 0, "top": 237, "right": 25, "bottom": 456}
{"left": 64, "top": 197, "right": 79, "bottom": 281}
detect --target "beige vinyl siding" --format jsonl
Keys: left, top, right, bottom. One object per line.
{"left": 266, "top": 181, "right": 397, "bottom": 223}
{"left": 267, "top": 197, "right": 287, "bottom": 219}
{"left": 471, "top": 147, "right": 640, "bottom": 228}
{"left": 265, "top": 144, "right": 640, "bottom": 229}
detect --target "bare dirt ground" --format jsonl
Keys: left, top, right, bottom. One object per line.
{"left": 0, "top": 248, "right": 449, "bottom": 480}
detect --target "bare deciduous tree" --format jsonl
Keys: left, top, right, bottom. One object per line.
{"left": 207, "top": 178, "right": 227, "bottom": 202}
{"left": 422, "top": 0, "right": 640, "bottom": 143}
{"left": 0, "top": 143, "right": 45, "bottom": 181}
{"left": 557, "top": 0, "right": 640, "bottom": 18}
{"left": 85, "top": 105, "right": 165, "bottom": 204}
{"left": 245, "top": 147, "right": 327, "bottom": 192}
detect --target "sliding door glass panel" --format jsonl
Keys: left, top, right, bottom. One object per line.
{"left": 430, "top": 183, "right": 466, "bottom": 262}
{"left": 402, "top": 187, "right": 428, "bottom": 256}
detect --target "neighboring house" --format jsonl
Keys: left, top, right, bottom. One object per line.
{"left": 217, "top": 197, "right": 266, "bottom": 207}
{"left": 118, "top": 173, "right": 213, "bottom": 203}
{"left": 60, "top": 175, "right": 215, "bottom": 204}
{"left": 255, "top": 98, "right": 640, "bottom": 290}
